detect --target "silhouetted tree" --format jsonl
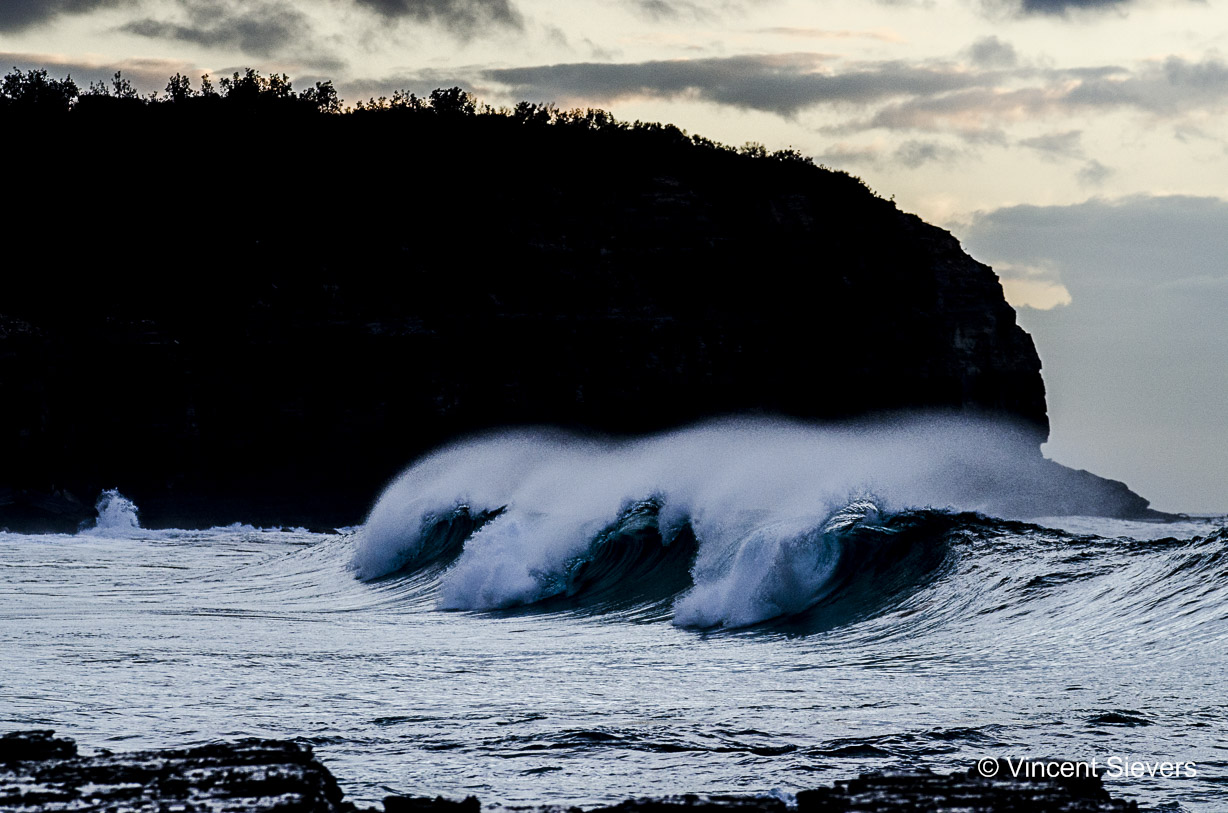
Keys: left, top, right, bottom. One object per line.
{"left": 772, "top": 147, "right": 814, "bottom": 165}
{"left": 1, "top": 68, "right": 78, "bottom": 112}
{"left": 511, "top": 100, "right": 554, "bottom": 126}
{"left": 301, "top": 80, "right": 340, "bottom": 114}
{"left": 267, "top": 73, "right": 293, "bottom": 99}
{"left": 631, "top": 120, "right": 690, "bottom": 149}
{"left": 165, "top": 73, "right": 195, "bottom": 103}
{"left": 428, "top": 87, "right": 475, "bottom": 117}
{"left": 739, "top": 141, "right": 768, "bottom": 159}
{"left": 84, "top": 78, "right": 110, "bottom": 97}
{"left": 391, "top": 89, "right": 424, "bottom": 110}
{"left": 354, "top": 88, "right": 429, "bottom": 113}
{"left": 353, "top": 95, "right": 390, "bottom": 112}
{"left": 557, "top": 107, "right": 620, "bottom": 131}
{"left": 220, "top": 68, "right": 271, "bottom": 104}
{"left": 1, "top": 65, "right": 835, "bottom": 175}
{"left": 110, "top": 71, "right": 140, "bottom": 100}
{"left": 690, "top": 134, "right": 736, "bottom": 153}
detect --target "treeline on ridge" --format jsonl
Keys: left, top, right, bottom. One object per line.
{"left": 0, "top": 65, "right": 840, "bottom": 173}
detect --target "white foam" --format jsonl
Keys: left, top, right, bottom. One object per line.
{"left": 84, "top": 489, "right": 142, "bottom": 537}
{"left": 351, "top": 415, "right": 1062, "bottom": 626}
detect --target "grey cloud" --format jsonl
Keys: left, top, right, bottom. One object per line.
{"left": 353, "top": 0, "right": 522, "bottom": 33}
{"left": 850, "top": 56, "right": 1228, "bottom": 135}
{"left": 625, "top": 0, "right": 743, "bottom": 22}
{"left": 0, "top": 0, "right": 134, "bottom": 32}
{"left": 814, "top": 143, "right": 885, "bottom": 167}
{"left": 894, "top": 139, "right": 962, "bottom": 167}
{"left": 122, "top": 0, "right": 343, "bottom": 69}
{"left": 965, "top": 195, "right": 1228, "bottom": 289}
{"left": 484, "top": 50, "right": 1228, "bottom": 129}
{"left": 1076, "top": 159, "right": 1112, "bottom": 185}
{"left": 629, "top": 0, "right": 695, "bottom": 21}
{"left": 968, "top": 36, "right": 1017, "bottom": 68}
{"left": 1017, "top": 0, "right": 1129, "bottom": 14}
{"left": 1018, "top": 130, "right": 1082, "bottom": 159}
{"left": 981, "top": 0, "right": 1140, "bottom": 17}
{"left": 634, "top": 0, "right": 674, "bottom": 18}
{"left": 4, "top": 0, "right": 524, "bottom": 42}
{"left": 124, "top": 8, "right": 300, "bottom": 57}
{"left": 584, "top": 39, "right": 619, "bottom": 61}
{"left": 425, "top": 48, "right": 1228, "bottom": 141}
{"left": 484, "top": 55, "right": 982, "bottom": 116}
{"left": 854, "top": 86, "right": 1041, "bottom": 134}
{"left": 1065, "top": 55, "right": 1228, "bottom": 115}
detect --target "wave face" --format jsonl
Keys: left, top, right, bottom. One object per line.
{"left": 352, "top": 416, "right": 1073, "bottom": 628}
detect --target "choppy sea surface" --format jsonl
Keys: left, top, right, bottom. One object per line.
{"left": 2, "top": 421, "right": 1226, "bottom": 812}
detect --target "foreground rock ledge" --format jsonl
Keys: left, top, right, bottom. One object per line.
{"left": 0, "top": 731, "right": 1137, "bottom": 812}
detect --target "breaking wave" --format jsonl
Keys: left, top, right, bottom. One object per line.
{"left": 84, "top": 488, "right": 143, "bottom": 536}
{"left": 351, "top": 416, "right": 1094, "bottom": 628}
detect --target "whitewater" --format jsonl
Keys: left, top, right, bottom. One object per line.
{"left": 2, "top": 418, "right": 1225, "bottom": 811}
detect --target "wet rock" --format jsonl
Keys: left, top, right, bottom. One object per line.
{"left": 0, "top": 731, "right": 77, "bottom": 765}
{"left": 796, "top": 764, "right": 1138, "bottom": 812}
{"left": 384, "top": 796, "right": 481, "bottom": 813}
{"left": 0, "top": 732, "right": 1140, "bottom": 813}
{"left": 588, "top": 796, "right": 786, "bottom": 813}
{"left": 0, "top": 731, "right": 351, "bottom": 813}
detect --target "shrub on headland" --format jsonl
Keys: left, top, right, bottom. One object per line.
{"left": 0, "top": 66, "right": 835, "bottom": 174}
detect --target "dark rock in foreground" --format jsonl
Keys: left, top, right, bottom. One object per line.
{"left": 0, "top": 731, "right": 348, "bottom": 813}
{"left": 796, "top": 763, "right": 1138, "bottom": 811}
{"left": 0, "top": 731, "right": 1137, "bottom": 812}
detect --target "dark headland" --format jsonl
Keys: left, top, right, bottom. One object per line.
{"left": 0, "top": 730, "right": 1139, "bottom": 812}
{"left": 0, "top": 69, "right": 1168, "bottom": 532}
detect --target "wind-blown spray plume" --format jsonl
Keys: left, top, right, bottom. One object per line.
{"left": 351, "top": 416, "right": 1089, "bottom": 627}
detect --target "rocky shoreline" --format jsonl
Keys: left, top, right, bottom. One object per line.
{"left": 0, "top": 731, "right": 1138, "bottom": 812}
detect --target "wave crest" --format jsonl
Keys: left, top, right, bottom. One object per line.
{"left": 351, "top": 416, "right": 1064, "bottom": 628}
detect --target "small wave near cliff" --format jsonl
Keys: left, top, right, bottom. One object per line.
{"left": 82, "top": 489, "right": 143, "bottom": 536}
{"left": 351, "top": 416, "right": 1087, "bottom": 628}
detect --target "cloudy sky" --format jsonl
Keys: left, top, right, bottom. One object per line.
{"left": 4, "top": 0, "right": 1225, "bottom": 511}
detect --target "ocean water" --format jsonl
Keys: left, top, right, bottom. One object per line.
{"left": 2, "top": 419, "right": 1225, "bottom": 812}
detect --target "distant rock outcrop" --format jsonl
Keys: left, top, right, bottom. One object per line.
{"left": 0, "top": 98, "right": 1164, "bottom": 530}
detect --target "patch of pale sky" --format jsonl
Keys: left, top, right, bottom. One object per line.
{"left": 992, "top": 262, "right": 1073, "bottom": 310}
{"left": 1000, "top": 278, "right": 1074, "bottom": 310}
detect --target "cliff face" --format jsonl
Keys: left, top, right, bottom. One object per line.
{"left": 0, "top": 108, "right": 1147, "bottom": 530}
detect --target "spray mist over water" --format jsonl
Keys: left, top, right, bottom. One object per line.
{"left": 352, "top": 416, "right": 1077, "bottom": 628}
{"left": 85, "top": 489, "right": 142, "bottom": 536}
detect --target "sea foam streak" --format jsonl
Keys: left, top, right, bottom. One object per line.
{"left": 352, "top": 416, "right": 1075, "bottom": 628}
